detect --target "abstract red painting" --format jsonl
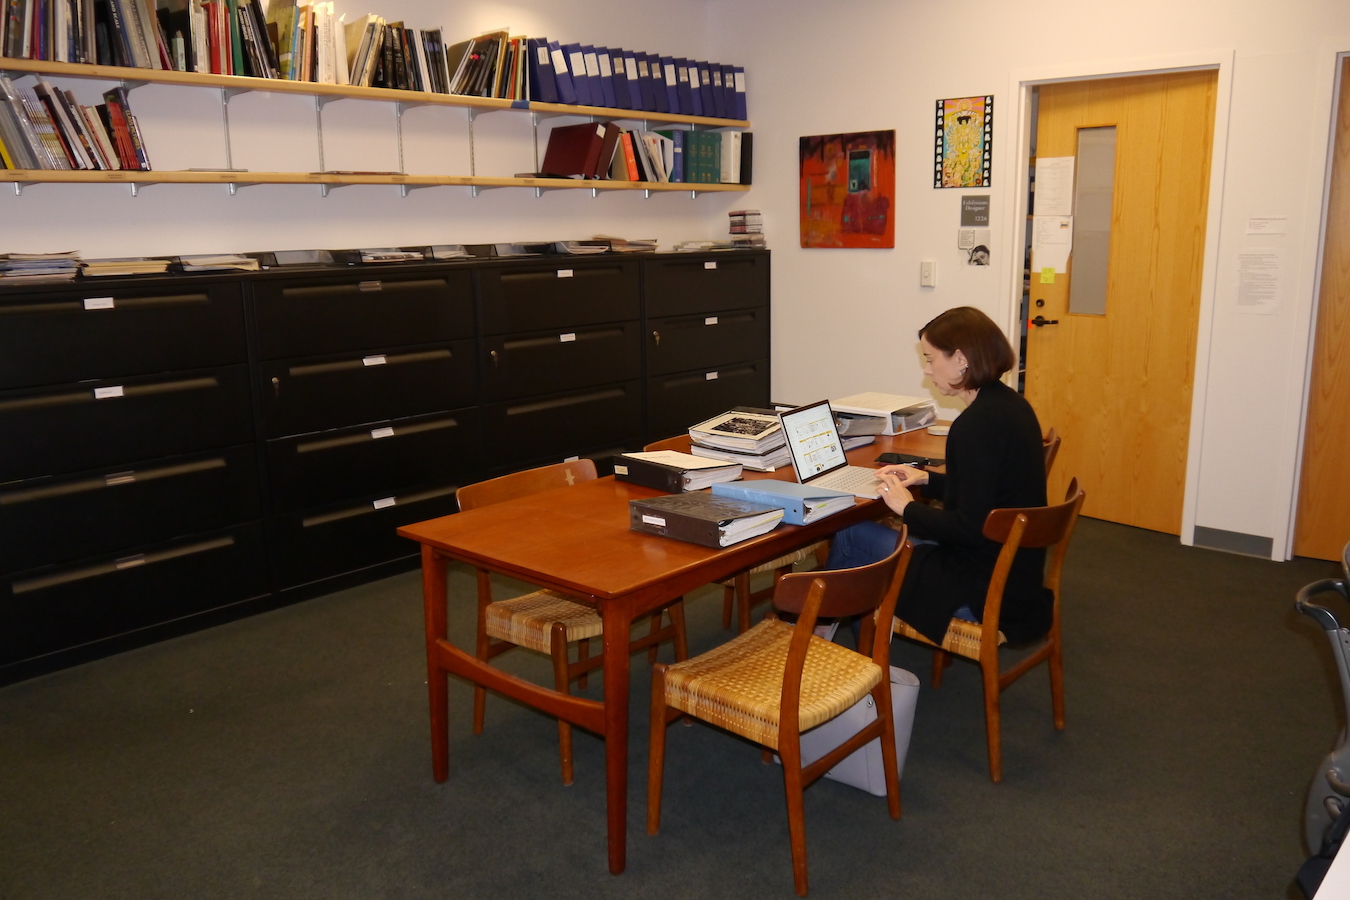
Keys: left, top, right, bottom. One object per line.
{"left": 799, "top": 130, "right": 896, "bottom": 248}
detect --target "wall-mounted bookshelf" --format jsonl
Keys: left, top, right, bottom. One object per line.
{"left": 0, "top": 57, "right": 752, "bottom": 197}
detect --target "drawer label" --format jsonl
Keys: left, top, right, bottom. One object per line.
{"left": 362, "top": 354, "right": 387, "bottom": 366}
{"left": 559, "top": 332, "right": 576, "bottom": 342}
{"left": 706, "top": 372, "right": 719, "bottom": 380}
{"left": 557, "top": 269, "right": 573, "bottom": 278}
{"left": 83, "top": 297, "right": 115, "bottom": 310}
{"left": 704, "top": 316, "right": 718, "bottom": 325}
{"left": 373, "top": 496, "right": 396, "bottom": 510}
{"left": 94, "top": 385, "right": 124, "bottom": 399}
{"left": 105, "top": 471, "right": 137, "bottom": 486}
{"left": 370, "top": 426, "right": 395, "bottom": 439}
{"left": 641, "top": 515, "right": 666, "bottom": 527}
{"left": 704, "top": 261, "right": 717, "bottom": 270}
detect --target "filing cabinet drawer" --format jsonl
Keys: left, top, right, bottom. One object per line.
{"left": 0, "top": 364, "right": 254, "bottom": 482}
{"left": 0, "top": 444, "right": 260, "bottom": 575}
{"left": 644, "top": 252, "right": 770, "bottom": 318}
{"left": 482, "top": 321, "right": 641, "bottom": 401}
{"left": 0, "top": 281, "right": 246, "bottom": 390}
{"left": 483, "top": 380, "right": 643, "bottom": 467}
{"left": 479, "top": 261, "right": 639, "bottom": 335}
{"left": 646, "top": 360, "right": 771, "bottom": 440}
{"left": 266, "top": 409, "right": 480, "bottom": 513}
{"left": 646, "top": 307, "right": 770, "bottom": 376}
{"left": 258, "top": 340, "right": 476, "bottom": 437}
{"left": 267, "top": 484, "right": 460, "bottom": 589}
{"left": 0, "top": 524, "right": 268, "bottom": 669}
{"left": 254, "top": 272, "right": 475, "bottom": 359}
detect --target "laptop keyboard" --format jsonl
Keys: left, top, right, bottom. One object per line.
{"left": 818, "top": 466, "right": 881, "bottom": 499}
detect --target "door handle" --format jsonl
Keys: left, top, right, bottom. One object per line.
{"left": 1031, "top": 315, "right": 1059, "bottom": 327}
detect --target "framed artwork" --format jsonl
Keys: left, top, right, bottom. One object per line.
{"left": 934, "top": 96, "right": 993, "bottom": 188}
{"left": 799, "top": 130, "right": 896, "bottom": 248}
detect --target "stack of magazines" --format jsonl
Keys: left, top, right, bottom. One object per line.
{"left": 0, "top": 251, "right": 81, "bottom": 282}
{"left": 687, "top": 408, "right": 790, "bottom": 472}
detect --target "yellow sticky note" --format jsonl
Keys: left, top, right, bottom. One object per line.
{"left": 1039, "top": 267, "right": 1056, "bottom": 284}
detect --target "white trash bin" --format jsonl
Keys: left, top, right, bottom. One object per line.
{"left": 779, "top": 665, "right": 920, "bottom": 796}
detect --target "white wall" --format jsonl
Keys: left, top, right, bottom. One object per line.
{"left": 708, "top": 0, "right": 1350, "bottom": 557}
{"left": 0, "top": 0, "right": 740, "bottom": 258}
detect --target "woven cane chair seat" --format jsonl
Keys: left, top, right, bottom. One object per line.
{"left": 661, "top": 617, "right": 882, "bottom": 750}
{"left": 718, "top": 541, "right": 827, "bottom": 586}
{"left": 484, "top": 591, "right": 604, "bottom": 654}
{"left": 893, "top": 616, "right": 1006, "bottom": 659}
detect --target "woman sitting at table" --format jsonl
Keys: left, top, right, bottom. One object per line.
{"left": 827, "top": 306, "right": 1052, "bottom": 645}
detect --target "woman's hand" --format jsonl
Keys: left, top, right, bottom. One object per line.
{"left": 875, "top": 470, "right": 915, "bottom": 515}
{"left": 877, "top": 463, "right": 929, "bottom": 489}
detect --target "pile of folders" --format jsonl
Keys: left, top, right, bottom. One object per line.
{"left": 540, "top": 121, "right": 750, "bottom": 184}
{"left": 0, "top": 1, "right": 748, "bottom": 116}
{"left": 0, "top": 74, "right": 149, "bottom": 170}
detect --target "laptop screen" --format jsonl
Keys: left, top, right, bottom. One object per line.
{"left": 778, "top": 400, "right": 849, "bottom": 483}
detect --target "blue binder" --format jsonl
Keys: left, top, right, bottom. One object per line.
{"left": 697, "top": 62, "right": 716, "bottom": 117}
{"left": 685, "top": 62, "right": 704, "bottom": 116}
{"left": 675, "top": 58, "right": 695, "bottom": 115}
{"left": 622, "top": 50, "right": 644, "bottom": 109}
{"left": 710, "top": 481, "right": 855, "bottom": 527}
{"left": 731, "top": 65, "right": 747, "bottom": 119}
{"left": 563, "top": 43, "right": 591, "bottom": 105}
{"left": 550, "top": 40, "right": 578, "bottom": 104}
{"left": 718, "top": 64, "right": 736, "bottom": 119}
{"left": 594, "top": 46, "right": 618, "bottom": 108}
{"left": 527, "top": 38, "right": 558, "bottom": 104}
{"left": 709, "top": 64, "right": 727, "bottom": 118}
{"left": 659, "top": 55, "right": 681, "bottom": 114}
{"left": 609, "top": 47, "right": 632, "bottom": 109}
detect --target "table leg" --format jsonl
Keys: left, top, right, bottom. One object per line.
{"left": 421, "top": 544, "right": 450, "bottom": 783}
{"left": 601, "top": 598, "right": 635, "bottom": 875}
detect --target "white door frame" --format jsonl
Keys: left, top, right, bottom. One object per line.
{"left": 998, "top": 51, "right": 1235, "bottom": 547}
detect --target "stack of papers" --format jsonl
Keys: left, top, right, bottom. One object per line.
{"left": 674, "top": 240, "right": 736, "bottom": 252}
{"left": 832, "top": 392, "right": 937, "bottom": 435}
{"left": 688, "top": 442, "right": 792, "bottom": 472}
{"left": 552, "top": 241, "right": 610, "bottom": 255}
{"left": 594, "top": 235, "right": 658, "bottom": 253}
{"left": 359, "top": 248, "right": 424, "bottom": 264}
{"left": 0, "top": 251, "right": 81, "bottom": 282}
{"left": 82, "top": 257, "right": 170, "bottom": 277}
{"left": 177, "top": 254, "right": 260, "bottom": 272}
{"left": 426, "top": 245, "right": 469, "bottom": 259}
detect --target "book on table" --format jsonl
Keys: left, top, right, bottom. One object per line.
{"left": 688, "top": 441, "right": 791, "bottom": 472}
{"left": 711, "top": 480, "right": 855, "bottom": 526}
{"left": 689, "top": 409, "right": 785, "bottom": 453}
{"left": 629, "top": 492, "right": 784, "bottom": 548}
{"left": 613, "top": 451, "right": 742, "bottom": 492}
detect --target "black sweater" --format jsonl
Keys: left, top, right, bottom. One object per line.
{"left": 898, "top": 380, "right": 1051, "bottom": 644}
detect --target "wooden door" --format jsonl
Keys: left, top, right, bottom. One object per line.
{"left": 1024, "top": 71, "right": 1217, "bottom": 534}
{"left": 1295, "top": 58, "right": 1350, "bottom": 561}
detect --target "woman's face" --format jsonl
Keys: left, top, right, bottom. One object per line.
{"left": 920, "top": 335, "right": 968, "bottom": 396}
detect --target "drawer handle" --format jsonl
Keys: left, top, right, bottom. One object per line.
{"left": 652, "top": 330, "right": 660, "bottom": 346}
{"left": 359, "top": 281, "right": 382, "bottom": 292}
{"left": 490, "top": 350, "right": 499, "bottom": 367}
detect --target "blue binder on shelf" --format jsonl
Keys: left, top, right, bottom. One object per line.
{"left": 563, "top": 43, "right": 591, "bottom": 105}
{"left": 710, "top": 481, "right": 856, "bottom": 527}
{"left": 685, "top": 63, "right": 704, "bottom": 116}
{"left": 675, "top": 58, "right": 695, "bottom": 115}
{"left": 718, "top": 64, "right": 736, "bottom": 119}
{"left": 709, "top": 64, "right": 727, "bottom": 119}
{"left": 609, "top": 47, "right": 631, "bottom": 109}
{"left": 594, "top": 46, "right": 618, "bottom": 108}
{"left": 548, "top": 40, "right": 577, "bottom": 104}
{"left": 731, "top": 65, "right": 747, "bottom": 119}
{"left": 579, "top": 45, "right": 601, "bottom": 106}
{"left": 659, "top": 55, "right": 681, "bottom": 114}
{"left": 527, "top": 38, "right": 558, "bottom": 104}
{"left": 622, "top": 50, "right": 644, "bottom": 109}
{"left": 697, "top": 62, "right": 716, "bottom": 117}
{"left": 644, "top": 53, "right": 669, "bottom": 113}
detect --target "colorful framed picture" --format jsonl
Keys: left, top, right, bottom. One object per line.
{"left": 799, "top": 130, "right": 896, "bottom": 249}
{"left": 934, "top": 96, "right": 993, "bottom": 188}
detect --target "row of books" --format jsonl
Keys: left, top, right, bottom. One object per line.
{"left": 0, "top": 74, "right": 149, "bottom": 170}
{"left": 0, "top": 3, "right": 750, "bottom": 117}
{"left": 540, "top": 121, "right": 752, "bottom": 185}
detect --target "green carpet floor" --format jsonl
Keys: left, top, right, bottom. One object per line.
{"left": 0, "top": 518, "right": 1343, "bottom": 899}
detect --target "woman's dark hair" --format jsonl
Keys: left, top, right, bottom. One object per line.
{"left": 918, "top": 306, "right": 1015, "bottom": 390}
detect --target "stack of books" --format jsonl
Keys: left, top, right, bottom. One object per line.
{"left": 0, "top": 251, "right": 80, "bottom": 281}
{"left": 0, "top": 76, "right": 149, "bottom": 171}
{"left": 729, "top": 209, "right": 765, "bottom": 249}
{"left": 688, "top": 408, "right": 790, "bottom": 472}
{"left": 539, "top": 121, "right": 751, "bottom": 185}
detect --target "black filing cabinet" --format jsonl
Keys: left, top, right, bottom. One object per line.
{"left": 0, "top": 278, "right": 265, "bottom": 678}
{"left": 252, "top": 269, "right": 477, "bottom": 591}
{"left": 643, "top": 252, "right": 771, "bottom": 439}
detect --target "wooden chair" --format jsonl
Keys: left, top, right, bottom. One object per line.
{"left": 457, "top": 459, "right": 688, "bottom": 786}
{"left": 893, "top": 479, "right": 1085, "bottom": 782}
{"left": 642, "top": 434, "right": 828, "bottom": 634}
{"left": 1043, "top": 427, "right": 1061, "bottom": 475}
{"left": 648, "top": 533, "right": 913, "bottom": 897}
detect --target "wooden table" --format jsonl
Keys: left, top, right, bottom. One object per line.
{"left": 397, "top": 430, "right": 946, "bottom": 875}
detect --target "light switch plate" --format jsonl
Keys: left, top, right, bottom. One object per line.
{"left": 920, "top": 260, "right": 937, "bottom": 287}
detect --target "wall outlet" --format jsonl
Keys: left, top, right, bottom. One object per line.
{"left": 920, "top": 260, "right": 937, "bottom": 287}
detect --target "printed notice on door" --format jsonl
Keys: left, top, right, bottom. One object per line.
{"left": 1236, "top": 249, "right": 1283, "bottom": 315}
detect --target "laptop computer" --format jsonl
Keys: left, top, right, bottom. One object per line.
{"left": 777, "top": 400, "right": 882, "bottom": 499}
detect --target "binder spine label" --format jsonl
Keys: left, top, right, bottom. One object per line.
{"left": 641, "top": 515, "right": 666, "bottom": 526}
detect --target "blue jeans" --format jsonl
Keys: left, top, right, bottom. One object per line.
{"left": 826, "top": 523, "right": 977, "bottom": 624}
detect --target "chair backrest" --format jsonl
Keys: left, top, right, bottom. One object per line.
{"left": 1042, "top": 427, "right": 1061, "bottom": 476}
{"left": 773, "top": 529, "right": 912, "bottom": 664}
{"left": 642, "top": 435, "right": 689, "bottom": 452}
{"left": 456, "top": 459, "right": 598, "bottom": 512}
{"left": 979, "top": 478, "right": 1085, "bottom": 630}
